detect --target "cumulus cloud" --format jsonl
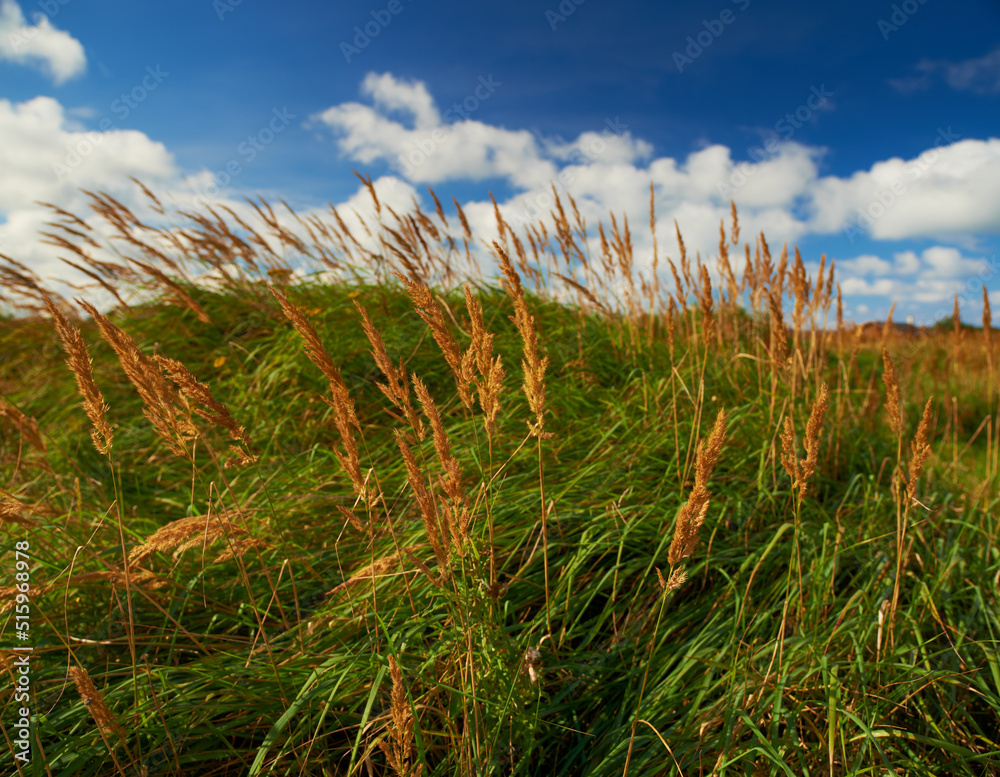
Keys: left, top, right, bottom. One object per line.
{"left": 889, "top": 46, "right": 1000, "bottom": 95}
{"left": 0, "top": 0, "right": 85, "bottom": 84}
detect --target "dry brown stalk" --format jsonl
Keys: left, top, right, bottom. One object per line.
{"left": 984, "top": 285, "right": 992, "bottom": 353}
{"left": 768, "top": 289, "right": 788, "bottom": 370}
{"left": 453, "top": 197, "right": 473, "bottom": 242}
{"left": 77, "top": 300, "right": 195, "bottom": 458}
{"left": 128, "top": 508, "right": 260, "bottom": 566}
{"left": 667, "top": 408, "right": 728, "bottom": 581}
{"left": 730, "top": 200, "right": 740, "bottom": 246}
{"left": 269, "top": 286, "right": 368, "bottom": 502}
{"left": 396, "top": 429, "right": 449, "bottom": 578}
{"left": 154, "top": 355, "right": 258, "bottom": 467}
{"left": 666, "top": 295, "right": 677, "bottom": 361}
{"left": 379, "top": 654, "right": 421, "bottom": 777}
{"left": 396, "top": 274, "right": 473, "bottom": 412}
{"left": 495, "top": 242, "right": 549, "bottom": 437}
{"left": 698, "top": 264, "right": 715, "bottom": 348}
{"left": 675, "top": 221, "right": 692, "bottom": 293}
{"left": 354, "top": 302, "right": 425, "bottom": 440}
{"left": 329, "top": 552, "right": 401, "bottom": 596}
{"left": 881, "top": 348, "right": 902, "bottom": 437}
{"left": 906, "top": 397, "right": 934, "bottom": 503}
{"left": 953, "top": 294, "right": 962, "bottom": 366}
{"left": 69, "top": 666, "right": 125, "bottom": 739}
{"left": 0, "top": 400, "right": 46, "bottom": 454}
{"left": 414, "top": 376, "right": 470, "bottom": 556}
{"left": 45, "top": 296, "right": 114, "bottom": 455}
{"left": 780, "top": 383, "right": 830, "bottom": 500}
{"left": 462, "top": 284, "right": 504, "bottom": 435}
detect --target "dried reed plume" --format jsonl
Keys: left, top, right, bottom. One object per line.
{"left": 396, "top": 273, "right": 474, "bottom": 412}
{"left": 0, "top": 400, "right": 46, "bottom": 454}
{"left": 328, "top": 552, "right": 401, "bottom": 596}
{"left": 128, "top": 508, "right": 263, "bottom": 566}
{"left": 881, "top": 348, "right": 902, "bottom": 437}
{"left": 396, "top": 429, "right": 449, "bottom": 579}
{"left": 462, "top": 284, "right": 504, "bottom": 436}
{"left": 69, "top": 666, "right": 124, "bottom": 740}
{"left": 906, "top": 397, "right": 935, "bottom": 504}
{"left": 77, "top": 300, "right": 196, "bottom": 458}
{"left": 780, "top": 383, "right": 830, "bottom": 500}
{"left": 154, "top": 355, "right": 257, "bottom": 467}
{"left": 984, "top": 285, "right": 993, "bottom": 351}
{"left": 269, "top": 286, "right": 368, "bottom": 503}
{"left": 378, "top": 655, "right": 421, "bottom": 777}
{"left": 698, "top": 264, "right": 715, "bottom": 347}
{"left": 414, "top": 377, "right": 470, "bottom": 556}
{"left": 495, "top": 242, "right": 549, "bottom": 437}
{"left": 355, "top": 301, "right": 425, "bottom": 440}
{"left": 43, "top": 295, "right": 113, "bottom": 455}
{"left": 667, "top": 408, "right": 728, "bottom": 586}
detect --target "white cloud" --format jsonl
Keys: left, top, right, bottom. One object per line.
{"left": 0, "top": 0, "right": 85, "bottom": 84}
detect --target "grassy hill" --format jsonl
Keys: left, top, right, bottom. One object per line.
{"left": 1, "top": 184, "right": 998, "bottom": 775}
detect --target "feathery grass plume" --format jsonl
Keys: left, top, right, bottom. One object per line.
{"left": 395, "top": 273, "right": 474, "bottom": 412}
{"left": 128, "top": 508, "right": 260, "bottom": 566}
{"left": 666, "top": 295, "right": 677, "bottom": 361}
{"left": 667, "top": 257, "right": 685, "bottom": 306}
{"left": 730, "top": 200, "right": 740, "bottom": 246}
{"left": 328, "top": 552, "right": 401, "bottom": 596}
{"left": 69, "top": 666, "right": 125, "bottom": 740}
{"left": 717, "top": 220, "right": 738, "bottom": 306}
{"left": 698, "top": 264, "right": 715, "bottom": 347}
{"left": 0, "top": 400, "right": 46, "bottom": 454}
{"left": 952, "top": 293, "right": 963, "bottom": 366}
{"left": 667, "top": 408, "right": 728, "bottom": 577}
{"left": 154, "top": 355, "right": 257, "bottom": 466}
{"left": 354, "top": 301, "right": 425, "bottom": 440}
{"left": 780, "top": 383, "right": 830, "bottom": 500}
{"left": 77, "top": 299, "right": 195, "bottom": 458}
{"left": 906, "top": 396, "right": 934, "bottom": 503}
{"left": 741, "top": 243, "right": 753, "bottom": 298}
{"left": 496, "top": 242, "right": 549, "bottom": 437}
{"left": 396, "top": 429, "right": 449, "bottom": 577}
{"left": 378, "top": 654, "right": 421, "bottom": 777}
{"left": 675, "top": 220, "right": 691, "bottom": 292}
{"left": 463, "top": 283, "right": 504, "bottom": 435}
{"left": 983, "top": 285, "right": 992, "bottom": 388}
{"left": 768, "top": 288, "right": 788, "bottom": 369}
{"left": 414, "top": 376, "right": 470, "bottom": 555}
{"left": 881, "top": 348, "right": 902, "bottom": 437}
{"left": 268, "top": 286, "right": 368, "bottom": 501}
{"left": 452, "top": 196, "right": 473, "bottom": 242}
{"left": 836, "top": 283, "right": 844, "bottom": 339}
{"left": 0, "top": 492, "right": 38, "bottom": 528}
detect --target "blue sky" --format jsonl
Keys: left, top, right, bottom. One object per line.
{"left": 2, "top": 0, "right": 999, "bottom": 324}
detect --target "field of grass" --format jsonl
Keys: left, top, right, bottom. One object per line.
{"left": 1, "top": 180, "right": 999, "bottom": 775}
